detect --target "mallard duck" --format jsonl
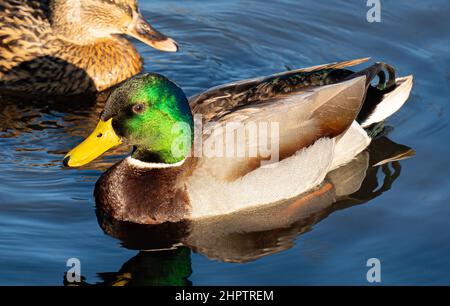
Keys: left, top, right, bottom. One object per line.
{"left": 0, "top": 0, "right": 178, "bottom": 95}
{"left": 63, "top": 58, "right": 413, "bottom": 225}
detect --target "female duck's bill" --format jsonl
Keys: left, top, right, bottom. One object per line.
{"left": 126, "top": 6, "right": 178, "bottom": 52}
{"left": 53, "top": 0, "right": 179, "bottom": 53}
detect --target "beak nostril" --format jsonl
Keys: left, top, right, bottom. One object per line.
{"left": 62, "top": 156, "right": 70, "bottom": 167}
{"left": 97, "top": 133, "right": 103, "bottom": 138}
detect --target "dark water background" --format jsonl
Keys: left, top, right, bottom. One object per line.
{"left": 0, "top": 0, "right": 449, "bottom": 285}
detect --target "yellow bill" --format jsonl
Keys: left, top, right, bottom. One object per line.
{"left": 63, "top": 118, "right": 122, "bottom": 167}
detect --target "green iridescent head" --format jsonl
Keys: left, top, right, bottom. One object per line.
{"left": 64, "top": 73, "right": 193, "bottom": 167}
{"left": 100, "top": 73, "right": 193, "bottom": 164}
{"left": 62, "top": 74, "right": 192, "bottom": 167}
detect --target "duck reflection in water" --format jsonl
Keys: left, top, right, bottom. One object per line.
{"left": 66, "top": 135, "right": 413, "bottom": 286}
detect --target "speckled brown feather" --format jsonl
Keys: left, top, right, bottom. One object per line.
{"left": 0, "top": 0, "right": 143, "bottom": 95}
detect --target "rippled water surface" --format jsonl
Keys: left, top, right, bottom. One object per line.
{"left": 0, "top": 0, "right": 449, "bottom": 285}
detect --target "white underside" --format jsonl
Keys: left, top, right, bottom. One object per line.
{"left": 186, "top": 75, "right": 413, "bottom": 218}
{"left": 187, "top": 137, "right": 335, "bottom": 218}
{"left": 330, "top": 122, "right": 371, "bottom": 171}
{"left": 187, "top": 122, "right": 373, "bottom": 218}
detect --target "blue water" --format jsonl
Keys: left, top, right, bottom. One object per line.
{"left": 0, "top": 0, "right": 449, "bottom": 285}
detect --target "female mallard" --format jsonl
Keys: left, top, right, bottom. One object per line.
{"left": 64, "top": 58, "right": 413, "bottom": 224}
{"left": 0, "top": 0, "right": 178, "bottom": 95}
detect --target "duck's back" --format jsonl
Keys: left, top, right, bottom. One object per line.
{"left": 0, "top": 0, "right": 96, "bottom": 94}
{"left": 0, "top": 0, "right": 142, "bottom": 95}
{"left": 0, "top": 0, "right": 50, "bottom": 72}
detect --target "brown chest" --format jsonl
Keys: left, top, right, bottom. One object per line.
{"left": 94, "top": 160, "right": 192, "bottom": 225}
{"left": 52, "top": 37, "right": 143, "bottom": 92}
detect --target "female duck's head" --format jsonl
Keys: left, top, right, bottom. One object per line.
{"left": 63, "top": 73, "right": 193, "bottom": 167}
{"left": 50, "top": 0, "right": 178, "bottom": 51}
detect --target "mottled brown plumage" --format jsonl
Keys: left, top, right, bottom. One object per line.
{"left": 0, "top": 0, "right": 178, "bottom": 95}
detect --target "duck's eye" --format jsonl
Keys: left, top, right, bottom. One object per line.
{"left": 123, "top": 5, "right": 133, "bottom": 17}
{"left": 132, "top": 103, "right": 146, "bottom": 114}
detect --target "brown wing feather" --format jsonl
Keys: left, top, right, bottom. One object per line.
{"left": 197, "top": 76, "right": 367, "bottom": 181}
{"left": 189, "top": 58, "right": 369, "bottom": 122}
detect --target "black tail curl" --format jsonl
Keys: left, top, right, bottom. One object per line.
{"left": 346, "top": 62, "right": 397, "bottom": 92}
{"left": 349, "top": 62, "right": 398, "bottom": 126}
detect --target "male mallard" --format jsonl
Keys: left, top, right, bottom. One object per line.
{"left": 0, "top": 0, "right": 178, "bottom": 95}
{"left": 64, "top": 58, "right": 413, "bottom": 224}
